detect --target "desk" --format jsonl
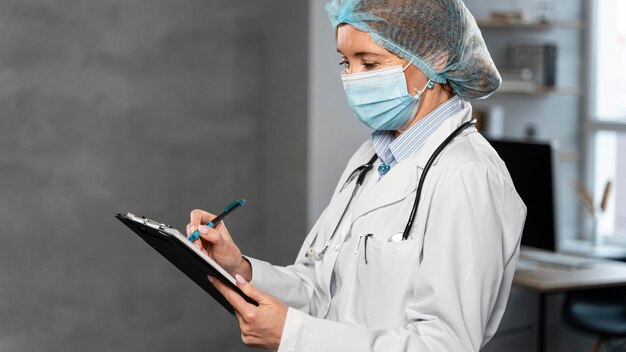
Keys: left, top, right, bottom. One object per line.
{"left": 559, "top": 239, "right": 626, "bottom": 260}
{"left": 513, "top": 247, "right": 626, "bottom": 352}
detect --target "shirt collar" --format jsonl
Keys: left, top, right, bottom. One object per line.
{"left": 371, "top": 95, "right": 463, "bottom": 166}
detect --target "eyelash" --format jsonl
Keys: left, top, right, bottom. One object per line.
{"left": 338, "top": 60, "right": 379, "bottom": 70}
{"left": 363, "top": 62, "right": 378, "bottom": 70}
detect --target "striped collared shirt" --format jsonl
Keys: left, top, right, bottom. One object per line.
{"left": 372, "top": 95, "right": 464, "bottom": 168}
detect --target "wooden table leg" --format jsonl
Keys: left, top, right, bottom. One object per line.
{"left": 591, "top": 337, "right": 603, "bottom": 352}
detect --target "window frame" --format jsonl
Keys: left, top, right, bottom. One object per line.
{"left": 584, "top": 0, "right": 626, "bottom": 243}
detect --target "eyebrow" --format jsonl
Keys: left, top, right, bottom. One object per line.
{"left": 336, "top": 49, "right": 384, "bottom": 57}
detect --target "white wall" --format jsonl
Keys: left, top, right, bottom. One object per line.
{"left": 464, "top": 0, "right": 584, "bottom": 243}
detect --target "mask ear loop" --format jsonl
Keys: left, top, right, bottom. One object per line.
{"left": 395, "top": 61, "right": 435, "bottom": 132}
{"left": 405, "top": 80, "right": 433, "bottom": 127}
{"left": 415, "top": 80, "right": 435, "bottom": 95}
{"left": 402, "top": 61, "right": 436, "bottom": 95}
{"left": 401, "top": 61, "right": 413, "bottom": 72}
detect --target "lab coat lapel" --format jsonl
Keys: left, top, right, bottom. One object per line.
{"left": 350, "top": 102, "right": 474, "bottom": 223}
{"left": 316, "top": 146, "right": 377, "bottom": 302}
{"left": 349, "top": 160, "right": 418, "bottom": 223}
{"left": 320, "top": 144, "right": 377, "bottom": 236}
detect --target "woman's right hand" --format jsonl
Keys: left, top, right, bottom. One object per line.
{"left": 187, "top": 209, "right": 252, "bottom": 281}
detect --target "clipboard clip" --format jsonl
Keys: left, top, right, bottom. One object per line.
{"left": 127, "top": 212, "right": 172, "bottom": 231}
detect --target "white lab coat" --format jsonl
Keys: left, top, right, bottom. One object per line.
{"left": 246, "top": 101, "right": 527, "bottom": 351}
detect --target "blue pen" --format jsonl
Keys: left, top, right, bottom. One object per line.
{"left": 188, "top": 199, "right": 246, "bottom": 242}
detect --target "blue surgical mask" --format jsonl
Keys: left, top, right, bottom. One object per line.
{"left": 340, "top": 64, "right": 432, "bottom": 131}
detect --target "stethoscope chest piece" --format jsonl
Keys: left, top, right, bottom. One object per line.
{"left": 387, "top": 232, "right": 405, "bottom": 242}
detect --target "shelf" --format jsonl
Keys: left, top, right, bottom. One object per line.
{"left": 477, "top": 19, "right": 584, "bottom": 30}
{"left": 495, "top": 86, "right": 583, "bottom": 96}
{"left": 557, "top": 151, "right": 580, "bottom": 162}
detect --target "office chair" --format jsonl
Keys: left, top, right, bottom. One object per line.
{"left": 562, "top": 287, "right": 626, "bottom": 352}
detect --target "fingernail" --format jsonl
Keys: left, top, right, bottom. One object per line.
{"left": 198, "top": 225, "right": 210, "bottom": 234}
{"left": 235, "top": 274, "right": 247, "bottom": 286}
{"left": 190, "top": 225, "right": 196, "bottom": 234}
{"left": 207, "top": 275, "right": 214, "bottom": 284}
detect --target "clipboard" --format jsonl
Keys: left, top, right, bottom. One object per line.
{"left": 115, "top": 212, "right": 257, "bottom": 314}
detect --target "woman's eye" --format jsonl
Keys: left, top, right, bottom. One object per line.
{"left": 363, "top": 62, "right": 379, "bottom": 70}
{"left": 339, "top": 60, "right": 349, "bottom": 68}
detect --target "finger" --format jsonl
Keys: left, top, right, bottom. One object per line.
{"left": 213, "top": 221, "right": 234, "bottom": 240}
{"left": 190, "top": 209, "right": 217, "bottom": 225}
{"left": 215, "top": 222, "right": 238, "bottom": 246}
{"left": 198, "top": 225, "right": 224, "bottom": 246}
{"left": 187, "top": 222, "right": 203, "bottom": 248}
{"left": 210, "top": 275, "right": 250, "bottom": 313}
{"left": 189, "top": 209, "right": 216, "bottom": 234}
{"left": 214, "top": 221, "right": 226, "bottom": 231}
{"left": 192, "top": 237, "right": 209, "bottom": 253}
{"left": 234, "top": 274, "right": 266, "bottom": 303}
{"left": 187, "top": 223, "right": 202, "bottom": 246}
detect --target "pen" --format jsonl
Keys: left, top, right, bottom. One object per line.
{"left": 187, "top": 199, "right": 246, "bottom": 242}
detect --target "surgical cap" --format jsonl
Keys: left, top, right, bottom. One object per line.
{"left": 326, "top": 0, "right": 501, "bottom": 100}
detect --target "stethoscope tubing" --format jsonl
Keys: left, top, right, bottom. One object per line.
{"left": 306, "top": 119, "right": 476, "bottom": 259}
{"left": 401, "top": 119, "right": 476, "bottom": 240}
{"left": 306, "top": 155, "right": 377, "bottom": 258}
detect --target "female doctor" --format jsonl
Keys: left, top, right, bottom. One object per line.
{"left": 187, "top": 0, "right": 526, "bottom": 350}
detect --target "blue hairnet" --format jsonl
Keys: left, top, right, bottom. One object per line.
{"left": 326, "top": 0, "right": 501, "bottom": 100}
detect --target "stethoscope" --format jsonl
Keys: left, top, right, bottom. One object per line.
{"left": 306, "top": 119, "right": 477, "bottom": 260}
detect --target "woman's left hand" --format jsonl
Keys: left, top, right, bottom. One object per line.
{"left": 210, "top": 274, "right": 288, "bottom": 350}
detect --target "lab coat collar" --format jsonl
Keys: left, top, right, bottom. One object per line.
{"left": 350, "top": 100, "right": 475, "bottom": 223}
{"left": 414, "top": 99, "right": 474, "bottom": 169}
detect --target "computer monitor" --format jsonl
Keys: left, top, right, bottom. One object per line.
{"left": 487, "top": 139, "right": 557, "bottom": 251}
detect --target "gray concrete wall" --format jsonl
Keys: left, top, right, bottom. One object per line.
{"left": 260, "top": 1, "right": 309, "bottom": 265}
{"left": 0, "top": 1, "right": 307, "bottom": 351}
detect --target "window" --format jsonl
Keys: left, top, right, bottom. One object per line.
{"left": 589, "top": 0, "right": 626, "bottom": 238}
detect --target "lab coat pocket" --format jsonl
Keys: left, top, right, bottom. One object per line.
{"left": 351, "top": 233, "right": 423, "bottom": 328}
